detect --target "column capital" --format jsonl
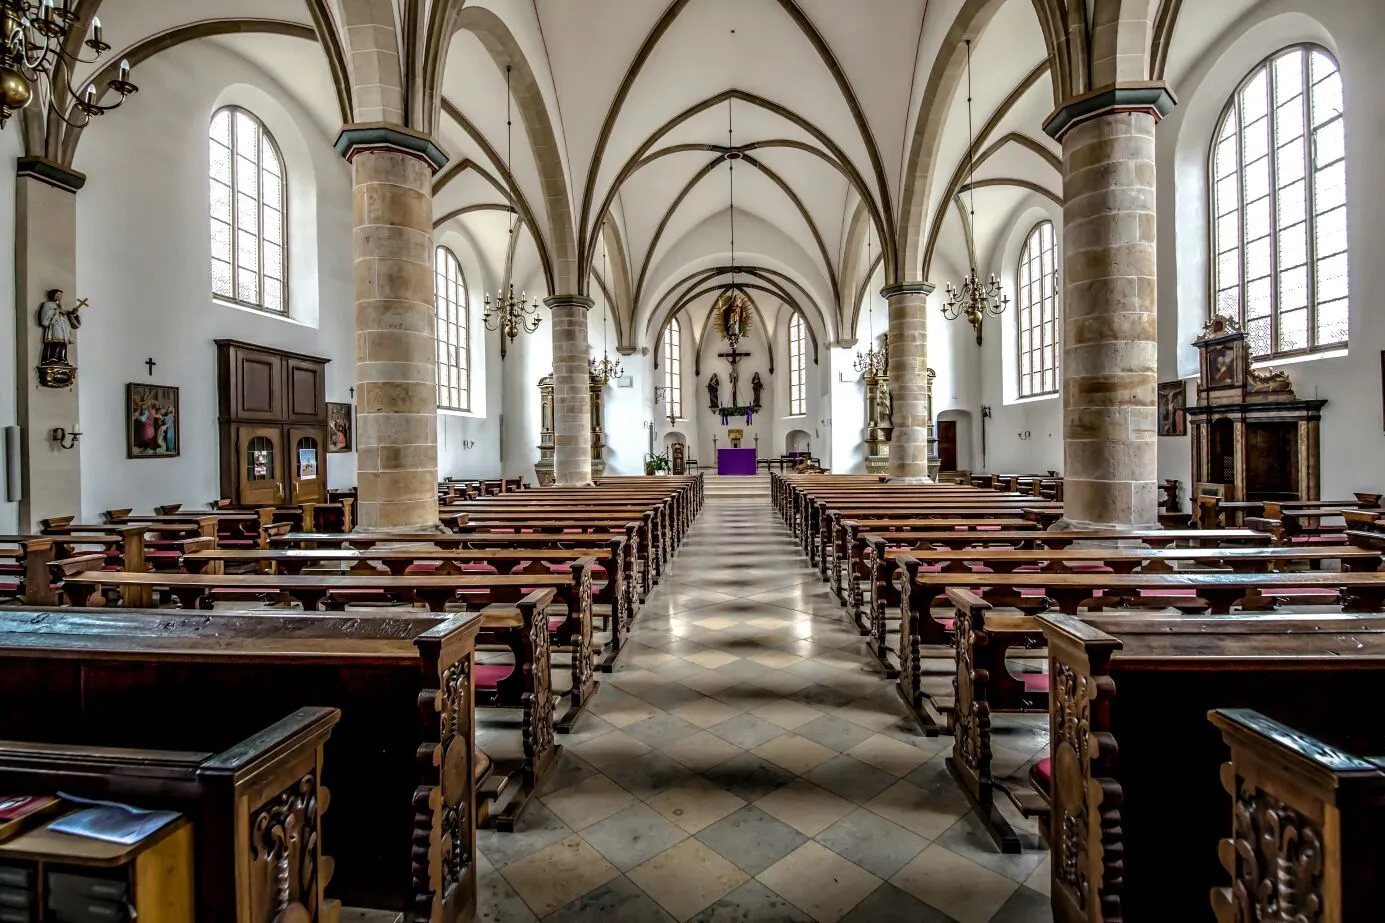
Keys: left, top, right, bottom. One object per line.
{"left": 544, "top": 294, "right": 595, "bottom": 311}
{"left": 17, "top": 157, "right": 85, "bottom": 193}
{"left": 335, "top": 122, "right": 449, "bottom": 173}
{"left": 879, "top": 282, "right": 934, "bottom": 300}
{"left": 1043, "top": 82, "right": 1178, "bottom": 142}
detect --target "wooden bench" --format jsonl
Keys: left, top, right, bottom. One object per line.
{"left": 60, "top": 563, "right": 600, "bottom": 732}
{"left": 894, "top": 563, "right": 1385, "bottom": 734}
{"left": 1038, "top": 611, "right": 1385, "bottom": 922}
{"left": 1208, "top": 707, "right": 1385, "bottom": 921}
{"left": 0, "top": 707, "right": 339, "bottom": 923}
{"left": 0, "top": 608, "right": 483, "bottom": 922}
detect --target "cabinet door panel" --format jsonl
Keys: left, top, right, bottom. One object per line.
{"left": 237, "top": 425, "right": 285, "bottom": 506}
{"left": 286, "top": 359, "right": 325, "bottom": 423}
{"left": 288, "top": 427, "right": 326, "bottom": 504}
{"left": 235, "top": 352, "right": 284, "bottom": 421}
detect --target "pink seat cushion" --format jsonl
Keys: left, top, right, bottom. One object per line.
{"left": 936, "top": 617, "right": 955, "bottom": 631}
{"left": 1017, "top": 672, "right": 1049, "bottom": 693}
{"left": 1033, "top": 756, "right": 1052, "bottom": 787}
{"left": 475, "top": 663, "right": 513, "bottom": 690}
{"left": 548, "top": 616, "right": 567, "bottom": 631}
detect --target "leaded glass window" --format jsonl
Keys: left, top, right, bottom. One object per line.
{"left": 788, "top": 313, "right": 807, "bottom": 414}
{"left": 209, "top": 107, "right": 287, "bottom": 313}
{"left": 1211, "top": 45, "right": 1348, "bottom": 359}
{"left": 1017, "top": 221, "right": 1059, "bottom": 397}
{"left": 663, "top": 319, "right": 682, "bottom": 419}
{"left": 435, "top": 247, "right": 470, "bottom": 411}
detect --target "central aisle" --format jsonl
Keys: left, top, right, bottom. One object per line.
{"left": 476, "top": 475, "right": 1052, "bottom": 923}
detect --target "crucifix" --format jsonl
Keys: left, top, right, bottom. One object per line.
{"left": 144, "top": 357, "right": 156, "bottom": 376}
{"left": 349, "top": 386, "right": 355, "bottom": 399}
{"left": 718, "top": 342, "right": 750, "bottom": 406}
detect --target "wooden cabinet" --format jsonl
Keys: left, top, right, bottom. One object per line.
{"left": 217, "top": 341, "right": 330, "bottom": 507}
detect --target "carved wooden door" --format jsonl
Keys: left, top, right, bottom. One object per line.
{"left": 289, "top": 428, "right": 326, "bottom": 504}
{"left": 938, "top": 420, "right": 958, "bottom": 471}
{"left": 237, "top": 425, "right": 285, "bottom": 506}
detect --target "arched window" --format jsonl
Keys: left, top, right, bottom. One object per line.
{"left": 1211, "top": 45, "right": 1347, "bottom": 359}
{"left": 1017, "top": 221, "right": 1059, "bottom": 398}
{"left": 662, "top": 319, "right": 682, "bottom": 419}
{"left": 788, "top": 313, "right": 807, "bottom": 415}
{"left": 434, "top": 247, "right": 470, "bottom": 411}
{"left": 209, "top": 107, "right": 287, "bottom": 313}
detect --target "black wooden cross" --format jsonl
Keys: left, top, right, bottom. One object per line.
{"left": 144, "top": 357, "right": 156, "bottom": 376}
{"left": 349, "top": 386, "right": 355, "bottom": 399}
{"left": 717, "top": 343, "right": 750, "bottom": 406}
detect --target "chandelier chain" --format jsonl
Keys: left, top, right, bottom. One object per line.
{"left": 483, "top": 62, "right": 541, "bottom": 344}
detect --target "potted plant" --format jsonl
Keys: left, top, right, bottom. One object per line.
{"left": 644, "top": 452, "right": 671, "bottom": 476}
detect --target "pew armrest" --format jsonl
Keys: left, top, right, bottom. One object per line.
{"left": 47, "top": 552, "right": 106, "bottom": 580}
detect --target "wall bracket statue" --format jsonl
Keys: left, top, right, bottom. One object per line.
{"left": 37, "top": 288, "right": 87, "bottom": 389}
{"left": 706, "top": 373, "right": 720, "bottom": 411}
{"left": 751, "top": 372, "right": 763, "bottom": 411}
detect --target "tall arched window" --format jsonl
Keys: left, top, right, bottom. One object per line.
{"left": 788, "top": 313, "right": 807, "bottom": 415}
{"left": 662, "top": 319, "right": 682, "bottom": 419}
{"left": 434, "top": 247, "right": 470, "bottom": 411}
{"left": 209, "top": 107, "right": 287, "bottom": 313}
{"left": 1211, "top": 45, "right": 1347, "bottom": 360}
{"left": 1017, "top": 221, "right": 1059, "bottom": 398}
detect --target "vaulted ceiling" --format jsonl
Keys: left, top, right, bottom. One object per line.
{"left": 51, "top": 0, "right": 1261, "bottom": 350}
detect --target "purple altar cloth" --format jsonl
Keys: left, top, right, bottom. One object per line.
{"left": 717, "top": 448, "right": 758, "bottom": 476}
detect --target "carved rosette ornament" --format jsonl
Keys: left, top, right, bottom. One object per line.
{"left": 1229, "top": 781, "right": 1325, "bottom": 922}
{"left": 250, "top": 772, "right": 320, "bottom": 923}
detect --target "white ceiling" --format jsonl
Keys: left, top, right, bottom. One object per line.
{"left": 87, "top": 0, "right": 1260, "bottom": 346}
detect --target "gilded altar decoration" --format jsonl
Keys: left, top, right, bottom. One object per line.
{"left": 36, "top": 288, "right": 86, "bottom": 388}
{"left": 713, "top": 288, "right": 753, "bottom": 346}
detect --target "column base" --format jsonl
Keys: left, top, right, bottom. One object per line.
{"left": 353, "top": 522, "right": 446, "bottom": 535}
{"left": 886, "top": 476, "right": 935, "bottom": 485}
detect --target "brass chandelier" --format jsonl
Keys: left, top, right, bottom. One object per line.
{"left": 0, "top": 2, "right": 137, "bottom": 128}
{"left": 589, "top": 242, "right": 623, "bottom": 383}
{"left": 854, "top": 224, "right": 886, "bottom": 376}
{"left": 483, "top": 64, "right": 540, "bottom": 344}
{"left": 941, "top": 39, "right": 1007, "bottom": 346}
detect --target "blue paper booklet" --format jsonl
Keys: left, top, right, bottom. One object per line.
{"left": 47, "top": 794, "right": 180, "bottom": 846}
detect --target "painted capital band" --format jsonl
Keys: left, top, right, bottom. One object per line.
{"left": 1058, "top": 108, "right": 1160, "bottom": 530}
{"left": 336, "top": 122, "right": 450, "bottom": 173}
{"left": 547, "top": 295, "right": 594, "bottom": 486}
{"left": 881, "top": 284, "right": 934, "bottom": 483}
{"left": 351, "top": 148, "right": 439, "bottom": 531}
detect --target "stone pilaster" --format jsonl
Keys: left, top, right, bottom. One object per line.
{"left": 337, "top": 125, "right": 448, "bottom": 531}
{"left": 1045, "top": 85, "right": 1175, "bottom": 530}
{"left": 15, "top": 159, "right": 84, "bottom": 529}
{"left": 880, "top": 283, "right": 934, "bottom": 483}
{"left": 546, "top": 295, "right": 593, "bottom": 487}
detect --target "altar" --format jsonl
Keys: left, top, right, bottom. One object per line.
{"left": 717, "top": 448, "right": 757, "bottom": 476}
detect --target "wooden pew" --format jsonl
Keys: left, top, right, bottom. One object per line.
{"left": 893, "top": 559, "right": 1385, "bottom": 734}
{"left": 0, "top": 608, "right": 484, "bottom": 922}
{"left": 0, "top": 707, "right": 339, "bottom": 923}
{"left": 186, "top": 540, "right": 635, "bottom": 672}
{"left": 1208, "top": 708, "right": 1385, "bottom": 921}
{"left": 60, "top": 564, "right": 599, "bottom": 732}
{"left": 1038, "top": 611, "right": 1385, "bottom": 923}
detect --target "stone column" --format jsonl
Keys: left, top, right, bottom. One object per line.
{"left": 880, "top": 283, "right": 934, "bottom": 482}
{"left": 14, "top": 159, "right": 84, "bottom": 529}
{"left": 1044, "top": 87, "right": 1175, "bottom": 531}
{"left": 336, "top": 125, "right": 448, "bottom": 531}
{"left": 546, "top": 295, "right": 594, "bottom": 486}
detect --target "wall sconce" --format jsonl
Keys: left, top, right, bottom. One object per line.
{"left": 52, "top": 427, "right": 82, "bottom": 450}
{"left": 462, "top": 440, "right": 476, "bottom": 450}
{"left": 1018, "top": 431, "right": 1032, "bottom": 441}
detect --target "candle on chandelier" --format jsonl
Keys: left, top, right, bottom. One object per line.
{"left": 40, "top": 0, "right": 53, "bottom": 22}
{"left": 118, "top": 58, "right": 129, "bottom": 82}
{"left": 83, "top": 85, "right": 94, "bottom": 106}
{"left": 91, "top": 16, "right": 101, "bottom": 45}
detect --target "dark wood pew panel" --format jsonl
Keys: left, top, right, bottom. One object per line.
{"left": 1039, "top": 612, "right": 1385, "bottom": 923}
{"left": 1208, "top": 708, "right": 1385, "bottom": 922}
{"left": 0, "top": 608, "right": 484, "bottom": 923}
{"left": 0, "top": 707, "right": 340, "bottom": 923}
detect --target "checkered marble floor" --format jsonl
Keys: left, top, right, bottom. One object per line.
{"left": 474, "top": 480, "right": 1052, "bottom": 923}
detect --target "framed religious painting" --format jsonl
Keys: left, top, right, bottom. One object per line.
{"left": 127, "top": 383, "right": 180, "bottom": 458}
{"left": 1157, "top": 380, "right": 1187, "bottom": 436}
{"left": 327, "top": 401, "right": 353, "bottom": 453}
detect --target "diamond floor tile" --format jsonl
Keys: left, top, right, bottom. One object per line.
{"left": 464, "top": 480, "right": 1050, "bottom": 923}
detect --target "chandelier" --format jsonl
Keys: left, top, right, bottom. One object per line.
{"left": 941, "top": 38, "right": 1007, "bottom": 346}
{"left": 855, "top": 223, "right": 886, "bottom": 376}
{"left": 482, "top": 63, "right": 540, "bottom": 344}
{"left": 0, "top": 4, "right": 137, "bottom": 128}
{"left": 589, "top": 241, "right": 623, "bottom": 384}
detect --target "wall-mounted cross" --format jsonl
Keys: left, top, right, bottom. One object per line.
{"left": 349, "top": 386, "right": 355, "bottom": 399}
{"left": 717, "top": 343, "right": 751, "bottom": 406}
{"left": 144, "top": 357, "right": 156, "bottom": 377}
